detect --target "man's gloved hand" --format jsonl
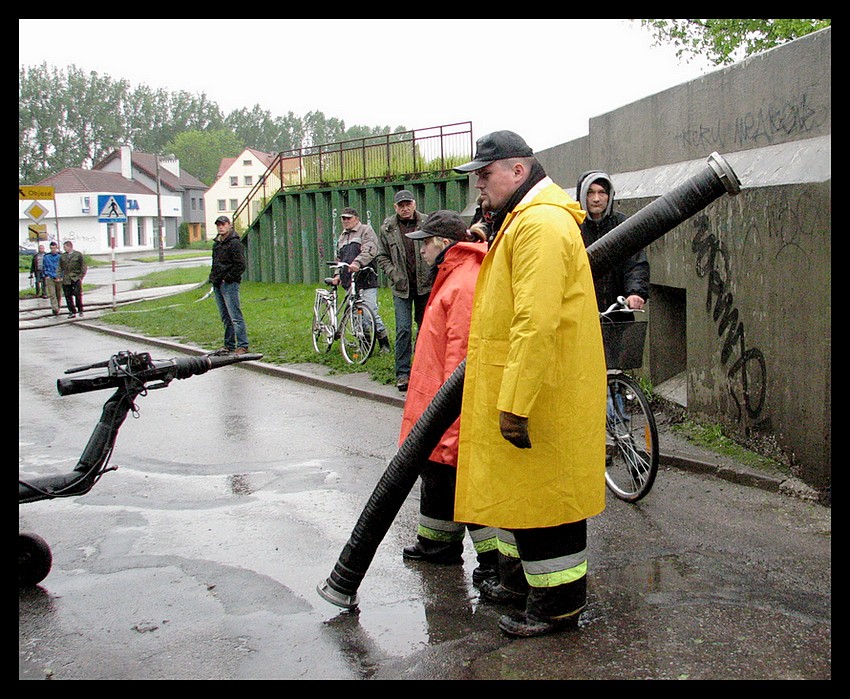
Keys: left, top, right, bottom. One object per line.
{"left": 499, "top": 411, "right": 531, "bottom": 449}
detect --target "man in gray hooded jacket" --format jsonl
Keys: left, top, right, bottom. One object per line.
{"left": 576, "top": 171, "right": 649, "bottom": 320}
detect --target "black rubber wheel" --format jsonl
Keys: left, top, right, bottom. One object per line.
{"left": 19, "top": 532, "right": 53, "bottom": 587}
{"left": 604, "top": 373, "right": 659, "bottom": 502}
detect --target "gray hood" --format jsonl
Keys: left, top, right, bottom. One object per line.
{"left": 576, "top": 171, "right": 615, "bottom": 219}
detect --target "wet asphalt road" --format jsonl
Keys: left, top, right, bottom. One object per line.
{"left": 19, "top": 323, "right": 831, "bottom": 680}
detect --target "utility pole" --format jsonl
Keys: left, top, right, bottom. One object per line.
{"left": 155, "top": 154, "right": 165, "bottom": 263}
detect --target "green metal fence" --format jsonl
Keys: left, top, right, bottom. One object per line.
{"left": 243, "top": 175, "right": 470, "bottom": 285}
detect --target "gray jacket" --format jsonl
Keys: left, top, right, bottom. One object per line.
{"left": 376, "top": 209, "right": 432, "bottom": 298}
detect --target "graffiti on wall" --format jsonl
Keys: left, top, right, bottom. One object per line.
{"left": 674, "top": 93, "right": 825, "bottom": 150}
{"left": 691, "top": 214, "right": 767, "bottom": 424}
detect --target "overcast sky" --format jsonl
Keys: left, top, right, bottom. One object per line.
{"left": 19, "top": 19, "right": 716, "bottom": 153}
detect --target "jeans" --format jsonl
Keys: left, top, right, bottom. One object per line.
{"left": 213, "top": 281, "right": 249, "bottom": 350}
{"left": 393, "top": 292, "right": 430, "bottom": 378}
{"left": 33, "top": 273, "right": 45, "bottom": 296}
{"left": 62, "top": 280, "right": 83, "bottom": 315}
{"left": 358, "top": 287, "right": 387, "bottom": 337}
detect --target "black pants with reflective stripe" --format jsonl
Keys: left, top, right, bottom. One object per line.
{"left": 511, "top": 520, "right": 588, "bottom": 619}
{"left": 417, "top": 460, "right": 488, "bottom": 558}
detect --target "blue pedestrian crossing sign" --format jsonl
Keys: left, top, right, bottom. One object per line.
{"left": 98, "top": 194, "right": 128, "bottom": 223}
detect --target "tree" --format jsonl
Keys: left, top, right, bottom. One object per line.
{"left": 637, "top": 19, "right": 831, "bottom": 66}
{"left": 164, "top": 129, "right": 245, "bottom": 186}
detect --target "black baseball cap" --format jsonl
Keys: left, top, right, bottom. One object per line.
{"left": 454, "top": 130, "right": 534, "bottom": 172}
{"left": 214, "top": 215, "right": 230, "bottom": 224}
{"left": 405, "top": 210, "right": 469, "bottom": 241}
{"left": 393, "top": 190, "right": 415, "bottom": 204}
{"left": 341, "top": 207, "right": 359, "bottom": 218}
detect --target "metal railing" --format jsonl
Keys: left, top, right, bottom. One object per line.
{"left": 233, "top": 121, "right": 472, "bottom": 233}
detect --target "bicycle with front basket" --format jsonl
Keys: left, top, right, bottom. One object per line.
{"left": 311, "top": 262, "right": 377, "bottom": 365}
{"left": 600, "top": 296, "right": 659, "bottom": 502}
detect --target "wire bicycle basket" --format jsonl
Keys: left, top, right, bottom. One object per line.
{"left": 601, "top": 320, "right": 647, "bottom": 370}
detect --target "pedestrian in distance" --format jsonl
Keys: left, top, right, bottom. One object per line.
{"left": 59, "top": 240, "right": 87, "bottom": 318}
{"left": 397, "top": 210, "right": 498, "bottom": 586}
{"left": 331, "top": 207, "right": 391, "bottom": 353}
{"left": 452, "top": 130, "right": 607, "bottom": 638}
{"left": 209, "top": 216, "right": 250, "bottom": 356}
{"left": 376, "top": 190, "right": 432, "bottom": 392}
{"left": 576, "top": 170, "right": 649, "bottom": 319}
{"left": 29, "top": 244, "right": 47, "bottom": 298}
{"left": 42, "top": 241, "right": 63, "bottom": 315}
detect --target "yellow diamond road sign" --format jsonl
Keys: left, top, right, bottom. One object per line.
{"left": 25, "top": 201, "right": 49, "bottom": 224}
{"left": 19, "top": 185, "right": 54, "bottom": 200}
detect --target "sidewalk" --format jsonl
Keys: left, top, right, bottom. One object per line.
{"left": 19, "top": 278, "right": 820, "bottom": 503}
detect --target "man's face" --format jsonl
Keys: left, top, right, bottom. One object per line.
{"left": 474, "top": 160, "right": 523, "bottom": 212}
{"left": 586, "top": 182, "right": 609, "bottom": 220}
{"left": 394, "top": 200, "right": 416, "bottom": 220}
{"left": 63, "top": 242, "right": 73, "bottom": 252}
{"left": 215, "top": 222, "right": 231, "bottom": 236}
{"left": 49, "top": 244, "right": 58, "bottom": 253}
{"left": 341, "top": 214, "right": 359, "bottom": 230}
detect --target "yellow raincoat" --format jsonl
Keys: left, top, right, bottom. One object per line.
{"left": 455, "top": 178, "right": 607, "bottom": 529}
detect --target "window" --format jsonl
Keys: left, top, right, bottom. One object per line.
{"left": 244, "top": 176, "right": 253, "bottom": 186}
{"left": 229, "top": 199, "right": 239, "bottom": 210}
{"left": 230, "top": 176, "right": 238, "bottom": 186}
{"left": 217, "top": 199, "right": 226, "bottom": 211}
{"left": 243, "top": 159, "right": 253, "bottom": 166}
{"left": 191, "top": 197, "right": 197, "bottom": 211}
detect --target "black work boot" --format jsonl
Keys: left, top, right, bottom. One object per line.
{"left": 378, "top": 334, "right": 392, "bottom": 354}
{"left": 472, "top": 549, "right": 499, "bottom": 588}
{"left": 402, "top": 538, "right": 463, "bottom": 564}
{"left": 498, "top": 609, "right": 582, "bottom": 638}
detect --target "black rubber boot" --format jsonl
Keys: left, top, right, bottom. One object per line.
{"left": 472, "top": 549, "right": 499, "bottom": 588}
{"left": 498, "top": 609, "right": 582, "bottom": 638}
{"left": 402, "top": 538, "right": 463, "bottom": 564}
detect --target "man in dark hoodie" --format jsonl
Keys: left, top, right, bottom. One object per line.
{"left": 576, "top": 171, "right": 649, "bottom": 320}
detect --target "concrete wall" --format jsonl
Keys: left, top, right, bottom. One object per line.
{"left": 531, "top": 28, "right": 830, "bottom": 494}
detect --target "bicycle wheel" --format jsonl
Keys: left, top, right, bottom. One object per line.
{"left": 340, "top": 301, "right": 376, "bottom": 365}
{"left": 312, "top": 291, "right": 335, "bottom": 353}
{"left": 604, "top": 373, "right": 659, "bottom": 502}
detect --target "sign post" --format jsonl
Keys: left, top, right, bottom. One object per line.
{"left": 98, "top": 195, "right": 127, "bottom": 310}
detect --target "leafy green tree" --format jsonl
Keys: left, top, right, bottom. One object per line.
{"left": 637, "top": 19, "right": 831, "bottom": 65}
{"left": 19, "top": 62, "right": 408, "bottom": 182}
{"left": 164, "top": 129, "right": 245, "bottom": 185}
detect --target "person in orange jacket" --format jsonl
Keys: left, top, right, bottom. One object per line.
{"left": 397, "top": 210, "right": 498, "bottom": 587}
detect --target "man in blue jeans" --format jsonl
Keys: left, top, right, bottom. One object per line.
{"left": 376, "top": 190, "right": 432, "bottom": 391}
{"left": 209, "top": 215, "right": 249, "bottom": 355}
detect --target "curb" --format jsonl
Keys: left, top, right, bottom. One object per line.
{"left": 71, "top": 320, "right": 818, "bottom": 502}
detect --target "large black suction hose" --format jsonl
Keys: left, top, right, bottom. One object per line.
{"left": 317, "top": 152, "right": 741, "bottom": 609}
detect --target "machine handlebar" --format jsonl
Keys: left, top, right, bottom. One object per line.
{"left": 57, "top": 350, "right": 263, "bottom": 396}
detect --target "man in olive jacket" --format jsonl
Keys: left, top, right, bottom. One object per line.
{"left": 209, "top": 216, "right": 249, "bottom": 355}
{"left": 375, "top": 190, "right": 432, "bottom": 391}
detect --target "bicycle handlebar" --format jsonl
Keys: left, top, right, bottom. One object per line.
{"left": 57, "top": 350, "right": 264, "bottom": 396}
{"left": 600, "top": 296, "right": 645, "bottom": 319}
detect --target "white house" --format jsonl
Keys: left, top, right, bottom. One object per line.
{"left": 204, "top": 147, "right": 276, "bottom": 238}
{"left": 19, "top": 145, "right": 206, "bottom": 255}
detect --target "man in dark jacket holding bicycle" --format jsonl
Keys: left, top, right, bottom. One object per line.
{"left": 576, "top": 171, "right": 649, "bottom": 320}
{"left": 209, "top": 216, "right": 250, "bottom": 355}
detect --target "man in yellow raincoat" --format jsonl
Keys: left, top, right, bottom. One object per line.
{"left": 453, "top": 131, "right": 607, "bottom": 638}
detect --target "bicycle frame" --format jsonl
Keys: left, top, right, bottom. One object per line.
{"left": 312, "top": 263, "right": 377, "bottom": 364}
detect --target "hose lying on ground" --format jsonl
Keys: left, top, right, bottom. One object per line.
{"left": 317, "top": 152, "right": 742, "bottom": 608}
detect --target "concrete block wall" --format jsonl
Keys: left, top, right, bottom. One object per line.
{"left": 532, "top": 28, "right": 831, "bottom": 494}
